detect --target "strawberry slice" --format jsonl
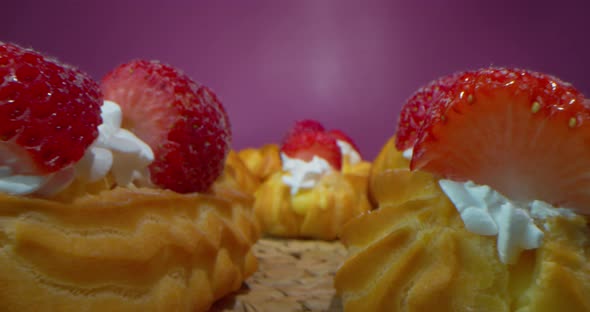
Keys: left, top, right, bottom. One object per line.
{"left": 395, "top": 72, "right": 464, "bottom": 150}
{"left": 101, "top": 60, "right": 231, "bottom": 193}
{"left": 281, "top": 131, "right": 342, "bottom": 170}
{"left": 410, "top": 67, "right": 590, "bottom": 213}
{"left": 0, "top": 42, "right": 102, "bottom": 174}
{"left": 327, "top": 129, "right": 362, "bottom": 156}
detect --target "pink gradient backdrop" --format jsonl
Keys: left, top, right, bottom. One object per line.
{"left": 1, "top": 0, "right": 589, "bottom": 159}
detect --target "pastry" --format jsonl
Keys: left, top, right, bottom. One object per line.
{"left": 335, "top": 68, "right": 590, "bottom": 311}
{"left": 0, "top": 45, "right": 259, "bottom": 312}
{"left": 237, "top": 144, "right": 281, "bottom": 182}
{"left": 213, "top": 150, "right": 260, "bottom": 196}
{"left": 254, "top": 120, "right": 371, "bottom": 240}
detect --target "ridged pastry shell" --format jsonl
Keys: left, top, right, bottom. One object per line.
{"left": 0, "top": 185, "right": 260, "bottom": 312}
{"left": 334, "top": 138, "right": 590, "bottom": 312}
{"left": 238, "top": 144, "right": 281, "bottom": 182}
{"left": 253, "top": 170, "right": 371, "bottom": 240}
{"left": 213, "top": 150, "right": 260, "bottom": 195}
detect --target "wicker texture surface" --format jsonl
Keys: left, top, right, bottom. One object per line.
{"left": 211, "top": 238, "right": 346, "bottom": 312}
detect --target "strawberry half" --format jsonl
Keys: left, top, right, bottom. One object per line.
{"left": 410, "top": 67, "right": 590, "bottom": 214}
{"left": 395, "top": 72, "right": 464, "bottom": 150}
{"left": 101, "top": 60, "right": 231, "bottom": 193}
{"left": 0, "top": 42, "right": 102, "bottom": 174}
{"left": 281, "top": 131, "right": 342, "bottom": 170}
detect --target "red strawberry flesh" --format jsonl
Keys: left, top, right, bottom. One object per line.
{"left": 327, "top": 129, "right": 361, "bottom": 155}
{"left": 410, "top": 67, "right": 590, "bottom": 213}
{"left": 395, "top": 72, "right": 464, "bottom": 151}
{"left": 283, "top": 119, "right": 325, "bottom": 142}
{"left": 101, "top": 60, "right": 231, "bottom": 193}
{"left": 0, "top": 42, "right": 102, "bottom": 174}
{"left": 281, "top": 131, "right": 342, "bottom": 170}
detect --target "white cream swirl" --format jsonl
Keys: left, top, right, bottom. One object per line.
{"left": 403, "top": 147, "right": 577, "bottom": 264}
{"left": 0, "top": 100, "right": 154, "bottom": 197}
{"left": 336, "top": 140, "right": 361, "bottom": 165}
{"left": 439, "top": 179, "right": 576, "bottom": 264}
{"left": 281, "top": 153, "right": 334, "bottom": 195}
{"left": 75, "top": 100, "right": 154, "bottom": 187}
{"left": 0, "top": 142, "right": 75, "bottom": 196}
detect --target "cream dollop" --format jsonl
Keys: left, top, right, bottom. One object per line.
{"left": 281, "top": 153, "right": 333, "bottom": 195}
{"left": 402, "top": 147, "right": 577, "bottom": 264}
{"left": 439, "top": 179, "right": 576, "bottom": 264}
{"left": 0, "top": 100, "right": 154, "bottom": 197}
{"left": 337, "top": 140, "right": 361, "bottom": 165}
{"left": 75, "top": 100, "right": 154, "bottom": 187}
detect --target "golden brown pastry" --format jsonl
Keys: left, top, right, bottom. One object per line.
{"left": 0, "top": 185, "right": 259, "bottom": 312}
{"left": 237, "top": 144, "right": 281, "bottom": 182}
{"left": 253, "top": 120, "right": 371, "bottom": 240}
{"left": 335, "top": 68, "right": 590, "bottom": 311}
{"left": 254, "top": 170, "right": 371, "bottom": 240}
{"left": 213, "top": 150, "right": 260, "bottom": 195}
{"left": 0, "top": 45, "right": 259, "bottom": 312}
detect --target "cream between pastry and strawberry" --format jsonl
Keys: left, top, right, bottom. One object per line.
{"left": 253, "top": 119, "right": 371, "bottom": 239}
{"left": 279, "top": 119, "right": 364, "bottom": 195}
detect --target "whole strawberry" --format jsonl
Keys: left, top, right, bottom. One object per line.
{"left": 0, "top": 42, "right": 102, "bottom": 174}
{"left": 101, "top": 60, "right": 231, "bottom": 193}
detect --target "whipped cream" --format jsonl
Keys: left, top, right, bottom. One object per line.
{"left": 0, "top": 100, "right": 154, "bottom": 196}
{"left": 76, "top": 100, "right": 154, "bottom": 187}
{"left": 439, "top": 179, "right": 576, "bottom": 264}
{"left": 0, "top": 147, "right": 75, "bottom": 196}
{"left": 281, "top": 153, "right": 333, "bottom": 195}
{"left": 337, "top": 140, "right": 361, "bottom": 165}
{"left": 402, "top": 147, "right": 577, "bottom": 264}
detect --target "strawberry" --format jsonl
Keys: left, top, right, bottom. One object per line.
{"left": 395, "top": 72, "right": 464, "bottom": 150}
{"left": 327, "top": 129, "right": 361, "bottom": 156}
{"left": 101, "top": 60, "right": 231, "bottom": 193}
{"left": 283, "top": 119, "right": 325, "bottom": 141}
{"left": 0, "top": 42, "right": 102, "bottom": 174}
{"left": 281, "top": 131, "right": 342, "bottom": 170}
{"left": 409, "top": 67, "right": 590, "bottom": 213}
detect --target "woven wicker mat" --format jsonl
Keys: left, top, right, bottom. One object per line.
{"left": 210, "top": 238, "right": 346, "bottom": 312}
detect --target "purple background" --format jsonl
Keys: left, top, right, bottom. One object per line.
{"left": 1, "top": 0, "right": 589, "bottom": 159}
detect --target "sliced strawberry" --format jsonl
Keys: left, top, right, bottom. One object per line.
{"left": 410, "top": 67, "right": 590, "bottom": 213}
{"left": 283, "top": 119, "right": 325, "bottom": 142}
{"left": 395, "top": 72, "right": 464, "bottom": 150}
{"left": 0, "top": 42, "right": 102, "bottom": 174}
{"left": 281, "top": 131, "right": 342, "bottom": 170}
{"left": 327, "top": 129, "right": 362, "bottom": 156}
{"left": 101, "top": 60, "right": 231, "bottom": 193}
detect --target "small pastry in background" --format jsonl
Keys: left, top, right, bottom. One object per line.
{"left": 238, "top": 144, "right": 281, "bottom": 182}
{"left": 335, "top": 67, "right": 590, "bottom": 311}
{"left": 253, "top": 120, "right": 371, "bottom": 240}
{"left": 213, "top": 150, "right": 260, "bottom": 195}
